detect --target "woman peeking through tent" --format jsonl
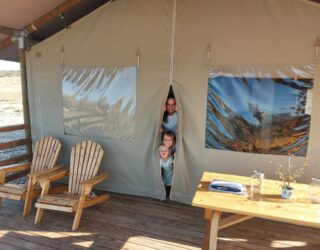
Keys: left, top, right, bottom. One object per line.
{"left": 161, "top": 95, "right": 178, "bottom": 134}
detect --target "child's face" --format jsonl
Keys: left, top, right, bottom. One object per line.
{"left": 159, "top": 147, "right": 169, "bottom": 159}
{"left": 166, "top": 98, "right": 176, "bottom": 115}
{"left": 163, "top": 135, "right": 173, "bottom": 148}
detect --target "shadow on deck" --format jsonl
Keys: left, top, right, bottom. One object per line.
{"left": 0, "top": 192, "right": 319, "bottom": 249}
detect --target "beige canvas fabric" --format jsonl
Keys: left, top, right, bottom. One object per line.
{"left": 27, "top": 0, "right": 320, "bottom": 204}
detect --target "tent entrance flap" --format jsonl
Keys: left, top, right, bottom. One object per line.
{"left": 158, "top": 86, "right": 179, "bottom": 199}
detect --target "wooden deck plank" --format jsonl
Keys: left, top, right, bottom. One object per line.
{"left": 230, "top": 227, "right": 319, "bottom": 249}
{"left": 0, "top": 196, "right": 203, "bottom": 249}
{"left": 111, "top": 194, "right": 204, "bottom": 217}
{"left": 80, "top": 205, "right": 204, "bottom": 244}
{"left": 0, "top": 217, "right": 115, "bottom": 250}
{"left": 244, "top": 218, "right": 320, "bottom": 242}
{"left": 99, "top": 198, "right": 206, "bottom": 231}
{"left": 236, "top": 219, "right": 320, "bottom": 247}
{"left": 0, "top": 202, "right": 175, "bottom": 250}
{"left": 0, "top": 225, "right": 86, "bottom": 250}
{"left": 0, "top": 193, "right": 319, "bottom": 250}
{"left": 0, "top": 242, "right": 23, "bottom": 250}
{"left": 0, "top": 230, "right": 57, "bottom": 250}
{"left": 0, "top": 241, "right": 24, "bottom": 250}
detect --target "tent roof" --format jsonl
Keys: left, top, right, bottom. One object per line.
{"left": 0, "top": 0, "right": 109, "bottom": 62}
{"left": 0, "top": 0, "right": 319, "bottom": 62}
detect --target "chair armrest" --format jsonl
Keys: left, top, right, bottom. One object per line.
{"left": 81, "top": 172, "right": 109, "bottom": 188}
{"left": 28, "top": 164, "right": 65, "bottom": 179}
{"left": 80, "top": 172, "right": 109, "bottom": 196}
{"left": 0, "top": 162, "right": 31, "bottom": 174}
{"left": 37, "top": 168, "right": 68, "bottom": 185}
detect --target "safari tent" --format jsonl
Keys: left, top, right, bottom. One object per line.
{"left": 0, "top": 0, "right": 320, "bottom": 249}
{"left": 21, "top": 0, "right": 320, "bottom": 203}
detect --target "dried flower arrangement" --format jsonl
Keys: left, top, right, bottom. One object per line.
{"left": 270, "top": 155, "right": 312, "bottom": 190}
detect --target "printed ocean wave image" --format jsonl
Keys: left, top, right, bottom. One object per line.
{"left": 205, "top": 75, "right": 313, "bottom": 156}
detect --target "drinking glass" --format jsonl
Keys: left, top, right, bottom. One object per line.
{"left": 310, "top": 178, "right": 320, "bottom": 203}
{"left": 250, "top": 171, "right": 264, "bottom": 198}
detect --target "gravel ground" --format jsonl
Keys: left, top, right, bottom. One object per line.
{"left": 0, "top": 74, "right": 27, "bottom": 184}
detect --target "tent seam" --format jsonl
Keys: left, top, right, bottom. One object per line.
{"left": 169, "top": 0, "right": 177, "bottom": 86}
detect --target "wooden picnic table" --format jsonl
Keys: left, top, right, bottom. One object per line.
{"left": 192, "top": 172, "right": 320, "bottom": 250}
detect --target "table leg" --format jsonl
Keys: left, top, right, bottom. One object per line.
{"left": 202, "top": 210, "right": 252, "bottom": 249}
{"left": 203, "top": 209, "right": 213, "bottom": 250}
{"left": 202, "top": 219, "right": 211, "bottom": 250}
{"left": 209, "top": 211, "right": 221, "bottom": 250}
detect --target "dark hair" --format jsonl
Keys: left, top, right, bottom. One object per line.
{"left": 163, "top": 95, "right": 176, "bottom": 123}
{"left": 161, "top": 130, "right": 176, "bottom": 145}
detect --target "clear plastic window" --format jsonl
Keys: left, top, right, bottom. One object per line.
{"left": 62, "top": 66, "right": 136, "bottom": 142}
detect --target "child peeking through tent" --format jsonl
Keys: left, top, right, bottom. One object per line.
{"left": 159, "top": 145, "right": 174, "bottom": 198}
{"left": 161, "top": 130, "right": 176, "bottom": 158}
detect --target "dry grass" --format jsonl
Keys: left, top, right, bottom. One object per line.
{"left": 0, "top": 76, "right": 22, "bottom": 102}
{"left": 0, "top": 75, "right": 23, "bottom": 126}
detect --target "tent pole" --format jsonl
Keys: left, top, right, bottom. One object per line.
{"left": 18, "top": 38, "right": 32, "bottom": 154}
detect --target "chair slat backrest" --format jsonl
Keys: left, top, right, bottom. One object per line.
{"left": 68, "top": 140, "right": 104, "bottom": 195}
{"left": 30, "top": 137, "right": 62, "bottom": 174}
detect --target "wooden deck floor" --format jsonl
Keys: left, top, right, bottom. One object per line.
{"left": 0, "top": 192, "right": 319, "bottom": 250}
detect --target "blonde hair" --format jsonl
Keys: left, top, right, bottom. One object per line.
{"left": 158, "top": 145, "right": 171, "bottom": 157}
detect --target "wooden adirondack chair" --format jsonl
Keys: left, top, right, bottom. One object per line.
{"left": 0, "top": 136, "right": 63, "bottom": 216}
{"left": 35, "top": 140, "right": 109, "bottom": 231}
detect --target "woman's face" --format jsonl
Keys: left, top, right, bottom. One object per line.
{"left": 163, "top": 135, "right": 173, "bottom": 148}
{"left": 166, "top": 98, "right": 176, "bottom": 115}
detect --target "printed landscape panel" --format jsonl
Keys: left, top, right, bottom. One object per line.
{"left": 205, "top": 68, "right": 313, "bottom": 156}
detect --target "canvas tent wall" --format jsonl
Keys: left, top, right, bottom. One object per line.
{"left": 26, "top": 0, "right": 320, "bottom": 204}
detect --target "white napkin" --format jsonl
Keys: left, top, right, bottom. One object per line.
{"left": 209, "top": 179, "right": 246, "bottom": 195}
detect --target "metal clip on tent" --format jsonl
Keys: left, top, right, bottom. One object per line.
{"left": 206, "top": 43, "right": 212, "bottom": 66}
{"left": 59, "top": 13, "right": 69, "bottom": 29}
{"left": 136, "top": 48, "right": 141, "bottom": 71}
{"left": 206, "top": 43, "right": 214, "bottom": 71}
{"left": 294, "top": 65, "right": 298, "bottom": 81}
{"left": 61, "top": 46, "right": 65, "bottom": 67}
{"left": 314, "top": 37, "right": 320, "bottom": 63}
